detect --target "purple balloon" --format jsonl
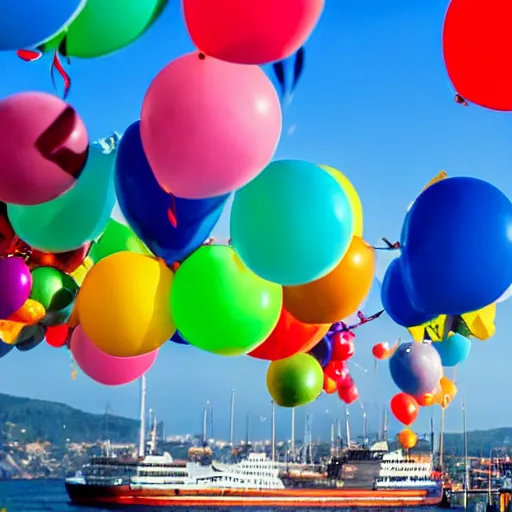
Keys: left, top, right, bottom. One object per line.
{"left": 0, "top": 257, "right": 32, "bottom": 319}
{"left": 389, "top": 341, "right": 442, "bottom": 396}
{"left": 309, "top": 336, "right": 332, "bottom": 367}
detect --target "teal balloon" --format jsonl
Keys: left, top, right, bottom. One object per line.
{"left": 434, "top": 333, "right": 472, "bottom": 367}
{"left": 8, "top": 146, "right": 115, "bottom": 253}
{"left": 231, "top": 160, "right": 354, "bottom": 286}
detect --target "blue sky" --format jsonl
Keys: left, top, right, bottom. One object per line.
{"left": 0, "top": 0, "right": 511, "bottom": 443}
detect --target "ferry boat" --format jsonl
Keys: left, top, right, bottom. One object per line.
{"left": 65, "top": 377, "right": 444, "bottom": 508}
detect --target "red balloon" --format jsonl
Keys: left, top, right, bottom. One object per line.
{"left": 248, "top": 306, "right": 329, "bottom": 361}
{"left": 28, "top": 242, "right": 91, "bottom": 273}
{"left": 390, "top": 392, "right": 419, "bottom": 426}
{"left": 331, "top": 332, "right": 355, "bottom": 362}
{"left": 372, "top": 342, "right": 390, "bottom": 360}
{"left": 338, "top": 382, "right": 358, "bottom": 404}
{"left": 443, "top": 0, "right": 512, "bottom": 111}
{"left": 323, "top": 360, "right": 348, "bottom": 382}
{"left": 46, "top": 324, "right": 70, "bottom": 348}
{"left": 183, "top": 0, "right": 325, "bottom": 65}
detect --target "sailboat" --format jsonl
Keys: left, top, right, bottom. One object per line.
{"left": 65, "top": 376, "right": 444, "bottom": 508}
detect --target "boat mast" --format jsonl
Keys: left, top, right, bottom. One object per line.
{"left": 360, "top": 402, "right": 367, "bottom": 448}
{"left": 330, "top": 422, "right": 335, "bottom": 455}
{"left": 229, "top": 389, "right": 235, "bottom": 447}
{"left": 337, "top": 417, "right": 342, "bottom": 454}
{"left": 138, "top": 375, "right": 147, "bottom": 459}
{"left": 271, "top": 400, "right": 276, "bottom": 462}
{"left": 245, "top": 412, "right": 250, "bottom": 445}
{"left": 291, "top": 407, "right": 295, "bottom": 462}
{"left": 383, "top": 407, "right": 388, "bottom": 442}
{"left": 462, "top": 397, "right": 469, "bottom": 509}
{"left": 202, "top": 400, "right": 210, "bottom": 446}
{"left": 345, "top": 406, "right": 351, "bottom": 448}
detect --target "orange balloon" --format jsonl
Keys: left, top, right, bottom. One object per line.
{"left": 416, "top": 392, "right": 435, "bottom": 407}
{"left": 283, "top": 237, "right": 375, "bottom": 324}
{"left": 323, "top": 373, "right": 338, "bottom": 394}
{"left": 398, "top": 428, "right": 418, "bottom": 449}
{"left": 435, "top": 376, "right": 458, "bottom": 408}
{"left": 0, "top": 320, "right": 25, "bottom": 344}
{"left": 8, "top": 299, "right": 46, "bottom": 325}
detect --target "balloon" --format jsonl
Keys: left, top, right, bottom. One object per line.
{"left": 0, "top": 0, "right": 85, "bottom": 51}
{"left": 70, "top": 325, "right": 158, "bottom": 386}
{"left": 8, "top": 145, "right": 115, "bottom": 252}
{"left": 9, "top": 299, "right": 46, "bottom": 325}
{"left": 69, "top": 256, "right": 94, "bottom": 287}
{"left": 15, "top": 324, "right": 46, "bottom": 351}
{"left": 89, "top": 219, "right": 148, "bottom": 263}
{"left": 390, "top": 392, "right": 419, "bottom": 426}
{"left": 331, "top": 332, "right": 355, "bottom": 362}
{"left": 0, "top": 92, "right": 88, "bottom": 206}
{"left": 0, "top": 339, "right": 13, "bottom": 358}
{"left": 389, "top": 342, "right": 443, "bottom": 396}
{"left": 282, "top": 236, "right": 374, "bottom": 323}
{"left": 266, "top": 353, "right": 323, "bottom": 407}
{"left": 416, "top": 392, "right": 435, "bottom": 407}
{"left": 28, "top": 243, "right": 90, "bottom": 273}
{"left": 77, "top": 252, "right": 175, "bottom": 357}
{"left": 29, "top": 267, "right": 78, "bottom": 326}
{"left": 398, "top": 429, "right": 418, "bottom": 449}
{"left": 443, "top": 0, "right": 512, "bottom": 111}
{"left": 323, "top": 373, "right": 338, "bottom": 394}
{"left": 0, "top": 321, "right": 25, "bottom": 345}
{"left": 115, "top": 121, "right": 228, "bottom": 264}
{"left": 170, "top": 331, "right": 189, "bottom": 345}
{"left": 497, "top": 284, "right": 512, "bottom": 304}
{"left": 324, "top": 360, "right": 351, "bottom": 387}
{"left": 171, "top": 245, "right": 282, "bottom": 356}
{"left": 183, "top": 0, "right": 323, "bottom": 65}
{"left": 463, "top": 303, "right": 497, "bottom": 341}
{"left": 140, "top": 52, "right": 282, "bottom": 199}
{"left": 248, "top": 306, "right": 328, "bottom": 361}
{"left": 0, "top": 258, "right": 32, "bottom": 320}
{"left": 320, "top": 166, "right": 363, "bottom": 237}
{"left": 60, "top": 0, "right": 167, "bottom": 58}
{"left": 0, "top": 203, "right": 16, "bottom": 257}
{"left": 434, "top": 333, "right": 472, "bottom": 367}
{"left": 435, "top": 376, "right": 458, "bottom": 408}
{"left": 338, "top": 382, "right": 359, "bottom": 405}
{"left": 231, "top": 160, "right": 353, "bottom": 286}
{"left": 401, "top": 177, "right": 512, "bottom": 315}
{"left": 46, "top": 324, "right": 70, "bottom": 348}
{"left": 309, "top": 336, "right": 333, "bottom": 368}
{"left": 381, "top": 259, "right": 437, "bottom": 327}
{"left": 372, "top": 342, "right": 390, "bottom": 360}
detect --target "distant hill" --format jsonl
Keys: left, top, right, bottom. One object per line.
{"left": 443, "top": 428, "right": 512, "bottom": 457}
{"left": 0, "top": 393, "right": 139, "bottom": 445}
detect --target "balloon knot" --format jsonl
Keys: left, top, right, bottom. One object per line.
{"left": 454, "top": 93, "right": 468, "bottom": 107}
{"left": 170, "top": 261, "right": 181, "bottom": 273}
{"left": 198, "top": 53, "right": 206, "bottom": 60}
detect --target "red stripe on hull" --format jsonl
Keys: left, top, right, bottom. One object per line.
{"left": 66, "top": 483, "right": 443, "bottom": 508}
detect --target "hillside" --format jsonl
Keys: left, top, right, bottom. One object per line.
{"left": 0, "top": 393, "right": 139, "bottom": 445}
{"left": 444, "top": 427, "right": 512, "bottom": 457}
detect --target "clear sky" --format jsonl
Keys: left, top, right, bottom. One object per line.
{"left": 0, "top": 0, "right": 511, "bottom": 444}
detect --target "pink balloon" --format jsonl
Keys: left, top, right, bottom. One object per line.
{"left": 70, "top": 326, "right": 158, "bottom": 386}
{"left": 140, "top": 52, "right": 282, "bottom": 199}
{"left": 184, "top": 0, "right": 325, "bottom": 65}
{"left": 0, "top": 92, "right": 89, "bottom": 206}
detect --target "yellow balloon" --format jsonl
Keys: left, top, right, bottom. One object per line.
{"left": 461, "top": 302, "right": 496, "bottom": 341}
{"left": 77, "top": 252, "right": 175, "bottom": 357}
{"left": 70, "top": 256, "right": 95, "bottom": 286}
{"left": 320, "top": 165, "right": 363, "bottom": 237}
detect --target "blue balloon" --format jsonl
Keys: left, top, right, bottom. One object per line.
{"left": 381, "top": 258, "right": 437, "bottom": 327}
{"left": 0, "top": 340, "right": 13, "bottom": 359}
{"left": 0, "top": 0, "right": 85, "bottom": 51}
{"left": 15, "top": 325, "right": 46, "bottom": 352}
{"left": 433, "top": 333, "right": 472, "bottom": 367}
{"left": 115, "top": 121, "right": 229, "bottom": 265}
{"left": 171, "top": 331, "right": 189, "bottom": 345}
{"left": 401, "top": 177, "right": 512, "bottom": 315}
{"left": 389, "top": 341, "right": 443, "bottom": 396}
{"left": 231, "top": 160, "right": 354, "bottom": 286}
{"left": 309, "top": 336, "right": 332, "bottom": 367}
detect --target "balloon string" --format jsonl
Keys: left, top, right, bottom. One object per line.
{"left": 50, "top": 50, "right": 71, "bottom": 100}
{"left": 373, "top": 237, "right": 401, "bottom": 251}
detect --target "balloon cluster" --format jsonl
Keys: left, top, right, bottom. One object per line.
{"left": 0, "top": 1, "right": 380, "bottom": 406}
{"left": 378, "top": 172, "right": 512, "bottom": 450}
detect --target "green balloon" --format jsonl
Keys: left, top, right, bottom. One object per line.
{"left": 8, "top": 146, "right": 115, "bottom": 253}
{"left": 30, "top": 267, "right": 78, "bottom": 313}
{"left": 171, "top": 245, "right": 282, "bottom": 356}
{"left": 89, "top": 219, "right": 150, "bottom": 263}
{"left": 266, "top": 353, "right": 324, "bottom": 408}
{"left": 63, "top": 0, "right": 168, "bottom": 58}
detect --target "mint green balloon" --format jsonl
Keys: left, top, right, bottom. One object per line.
{"left": 8, "top": 146, "right": 115, "bottom": 253}
{"left": 89, "top": 218, "right": 150, "bottom": 263}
